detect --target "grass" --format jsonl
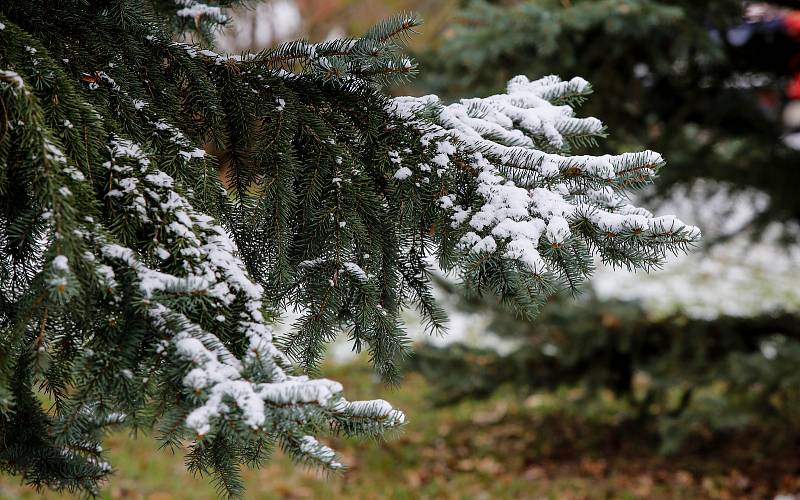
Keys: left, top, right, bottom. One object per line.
{"left": 1, "top": 356, "right": 798, "bottom": 499}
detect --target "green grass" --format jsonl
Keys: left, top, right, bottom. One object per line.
{"left": 1, "top": 357, "right": 797, "bottom": 499}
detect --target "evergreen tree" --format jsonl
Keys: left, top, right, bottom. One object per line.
{"left": 412, "top": 290, "right": 800, "bottom": 454}
{"left": 0, "top": 1, "right": 696, "bottom": 496}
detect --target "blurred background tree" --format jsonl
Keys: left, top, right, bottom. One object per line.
{"left": 409, "top": 0, "right": 800, "bottom": 458}
{"left": 217, "top": 0, "right": 457, "bottom": 52}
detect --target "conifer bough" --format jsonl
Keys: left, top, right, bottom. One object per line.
{"left": 0, "top": 1, "right": 699, "bottom": 496}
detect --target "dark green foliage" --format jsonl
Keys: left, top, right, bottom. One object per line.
{"left": 412, "top": 294, "right": 800, "bottom": 454}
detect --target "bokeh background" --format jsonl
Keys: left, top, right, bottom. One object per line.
{"left": 4, "top": 1, "right": 800, "bottom": 498}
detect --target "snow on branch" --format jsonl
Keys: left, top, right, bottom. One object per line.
{"left": 168, "top": 13, "right": 419, "bottom": 84}
{"left": 174, "top": 0, "right": 227, "bottom": 24}
{"left": 391, "top": 75, "right": 700, "bottom": 279}
{"left": 97, "top": 136, "right": 404, "bottom": 460}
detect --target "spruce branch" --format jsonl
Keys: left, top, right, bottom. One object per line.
{"left": 0, "top": 3, "right": 698, "bottom": 497}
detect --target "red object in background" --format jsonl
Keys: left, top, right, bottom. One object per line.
{"left": 786, "top": 12, "right": 800, "bottom": 38}
{"left": 784, "top": 11, "right": 800, "bottom": 99}
{"left": 787, "top": 74, "right": 800, "bottom": 99}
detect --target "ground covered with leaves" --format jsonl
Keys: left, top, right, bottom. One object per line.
{"left": 1, "top": 357, "right": 798, "bottom": 499}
